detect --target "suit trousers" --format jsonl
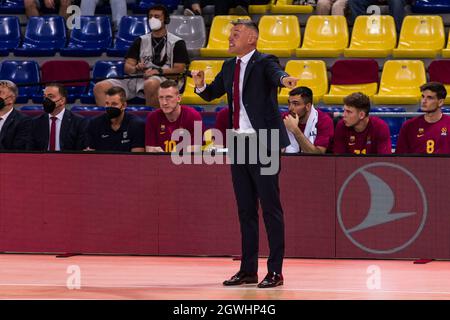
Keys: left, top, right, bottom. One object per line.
{"left": 229, "top": 135, "right": 285, "bottom": 274}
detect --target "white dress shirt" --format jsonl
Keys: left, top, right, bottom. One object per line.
{"left": 196, "top": 50, "right": 257, "bottom": 133}
{"left": 48, "top": 108, "right": 65, "bottom": 151}
{"left": 0, "top": 107, "right": 14, "bottom": 133}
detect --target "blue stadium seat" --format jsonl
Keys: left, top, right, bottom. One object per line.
{"left": 279, "top": 106, "right": 288, "bottom": 113}
{"left": 80, "top": 60, "right": 124, "bottom": 104}
{"left": 127, "top": 106, "right": 154, "bottom": 111}
{"left": 134, "top": 0, "right": 180, "bottom": 13}
{"left": 0, "top": 16, "right": 20, "bottom": 55}
{"left": 193, "top": 106, "right": 204, "bottom": 112}
{"left": 20, "top": 105, "right": 43, "bottom": 111}
{"left": 0, "top": 0, "right": 24, "bottom": 14}
{"left": 60, "top": 16, "right": 112, "bottom": 57}
{"left": 71, "top": 106, "right": 106, "bottom": 112}
{"left": 215, "top": 106, "right": 226, "bottom": 112}
{"left": 318, "top": 106, "right": 344, "bottom": 113}
{"left": 0, "top": 60, "right": 40, "bottom": 103}
{"left": 14, "top": 16, "right": 66, "bottom": 57}
{"left": 372, "top": 107, "right": 406, "bottom": 149}
{"left": 412, "top": 0, "right": 450, "bottom": 13}
{"left": 107, "top": 16, "right": 149, "bottom": 57}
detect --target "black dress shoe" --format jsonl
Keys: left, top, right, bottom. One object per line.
{"left": 223, "top": 271, "right": 258, "bottom": 286}
{"left": 257, "top": 272, "right": 284, "bottom": 288}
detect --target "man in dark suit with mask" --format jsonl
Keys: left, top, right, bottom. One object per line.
{"left": 0, "top": 80, "right": 31, "bottom": 150}
{"left": 192, "top": 19, "right": 298, "bottom": 288}
{"left": 30, "top": 83, "right": 88, "bottom": 151}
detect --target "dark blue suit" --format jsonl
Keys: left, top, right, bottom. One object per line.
{"left": 197, "top": 51, "right": 289, "bottom": 274}
{"left": 0, "top": 109, "right": 31, "bottom": 150}
{"left": 30, "top": 110, "right": 88, "bottom": 151}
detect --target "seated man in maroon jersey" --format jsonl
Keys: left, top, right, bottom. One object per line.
{"left": 333, "top": 92, "right": 392, "bottom": 155}
{"left": 145, "top": 80, "right": 203, "bottom": 153}
{"left": 282, "top": 86, "right": 334, "bottom": 154}
{"left": 396, "top": 82, "right": 450, "bottom": 154}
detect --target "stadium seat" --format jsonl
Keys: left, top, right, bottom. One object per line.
{"left": 344, "top": 15, "right": 397, "bottom": 58}
{"left": 13, "top": 16, "right": 66, "bottom": 57}
{"left": 134, "top": 0, "right": 180, "bottom": 13}
{"left": 392, "top": 15, "right": 445, "bottom": 58}
{"left": 181, "top": 60, "right": 225, "bottom": 105}
{"left": 428, "top": 60, "right": 450, "bottom": 104}
{"left": 200, "top": 15, "right": 250, "bottom": 57}
{"left": 167, "top": 15, "right": 206, "bottom": 52}
{"left": 126, "top": 106, "right": 154, "bottom": 111}
{"left": 80, "top": 60, "right": 124, "bottom": 104}
{"left": 371, "top": 107, "right": 406, "bottom": 148}
{"left": 373, "top": 60, "right": 426, "bottom": 105}
{"left": 0, "top": 60, "right": 40, "bottom": 103}
{"left": 323, "top": 59, "right": 379, "bottom": 105}
{"left": 278, "top": 60, "right": 328, "bottom": 104}
{"left": 440, "top": 32, "right": 450, "bottom": 57}
{"left": 257, "top": 15, "right": 300, "bottom": 57}
{"left": 319, "top": 106, "right": 343, "bottom": 113}
{"left": 270, "top": 0, "right": 313, "bottom": 13}
{"left": 71, "top": 106, "right": 105, "bottom": 112}
{"left": 32, "top": 60, "right": 90, "bottom": 104}
{"left": 20, "top": 105, "right": 43, "bottom": 111}
{"left": 0, "top": 0, "right": 24, "bottom": 14}
{"left": 107, "top": 16, "right": 149, "bottom": 57}
{"left": 412, "top": 0, "right": 450, "bottom": 13}
{"left": 296, "top": 15, "right": 348, "bottom": 58}
{"left": 60, "top": 16, "right": 113, "bottom": 57}
{"left": 0, "top": 16, "right": 20, "bottom": 56}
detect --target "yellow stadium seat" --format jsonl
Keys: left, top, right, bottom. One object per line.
{"left": 324, "top": 83, "right": 378, "bottom": 104}
{"left": 440, "top": 32, "right": 450, "bottom": 58}
{"left": 270, "top": 0, "right": 313, "bottom": 14}
{"left": 344, "top": 15, "right": 397, "bottom": 58}
{"left": 181, "top": 60, "right": 225, "bottom": 105}
{"left": 257, "top": 15, "right": 300, "bottom": 57}
{"left": 200, "top": 15, "right": 250, "bottom": 57}
{"left": 392, "top": 15, "right": 445, "bottom": 58}
{"left": 373, "top": 60, "right": 426, "bottom": 105}
{"left": 296, "top": 15, "right": 348, "bottom": 58}
{"left": 278, "top": 60, "right": 328, "bottom": 104}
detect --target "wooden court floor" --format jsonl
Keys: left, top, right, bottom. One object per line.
{"left": 0, "top": 254, "right": 449, "bottom": 299}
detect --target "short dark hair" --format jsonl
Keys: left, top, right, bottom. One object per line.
{"left": 420, "top": 81, "right": 447, "bottom": 100}
{"left": 159, "top": 79, "right": 179, "bottom": 91}
{"left": 231, "top": 19, "right": 259, "bottom": 34}
{"left": 289, "top": 86, "right": 313, "bottom": 105}
{"left": 105, "top": 86, "right": 127, "bottom": 103}
{"left": 45, "top": 83, "right": 68, "bottom": 100}
{"left": 148, "top": 4, "right": 169, "bottom": 21}
{"left": 343, "top": 92, "right": 371, "bottom": 115}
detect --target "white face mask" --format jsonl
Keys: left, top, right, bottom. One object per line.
{"left": 149, "top": 17, "right": 162, "bottom": 31}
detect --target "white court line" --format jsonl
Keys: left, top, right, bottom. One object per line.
{"left": 0, "top": 283, "right": 449, "bottom": 296}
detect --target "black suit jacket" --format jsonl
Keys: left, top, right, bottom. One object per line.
{"left": 31, "top": 109, "right": 88, "bottom": 151}
{"left": 0, "top": 108, "right": 32, "bottom": 150}
{"left": 197, "top": 51, "right": 290, "bottom": 149}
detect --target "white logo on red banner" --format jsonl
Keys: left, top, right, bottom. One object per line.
{"left": 337, "top": 162, "right": 427, "bottom": 254}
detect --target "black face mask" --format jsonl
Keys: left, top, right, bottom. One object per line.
{"left": 106, "top": 107, "right": 123, "bottom": 119}
{"left": 43, "top": 97, "right": 61, "bottom": 114}
{"left": 0, "top": 95, "right": 12, "bottom": 110}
